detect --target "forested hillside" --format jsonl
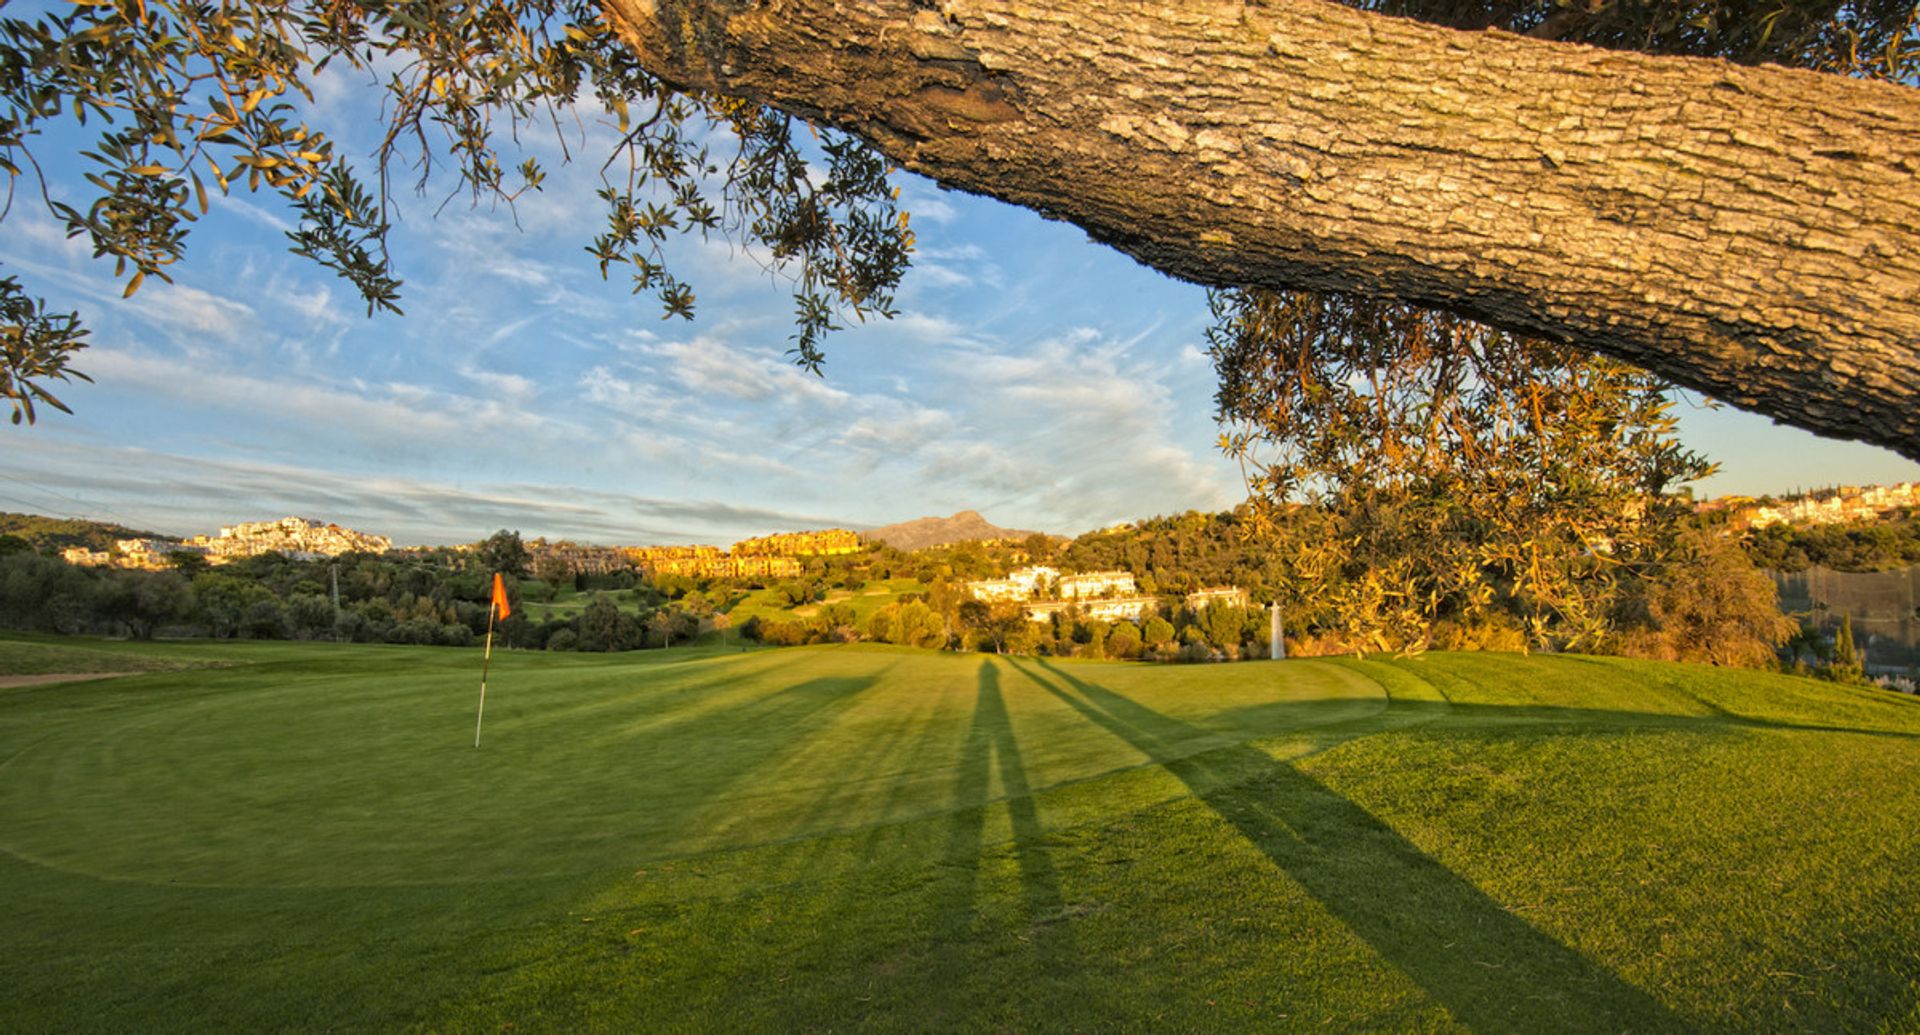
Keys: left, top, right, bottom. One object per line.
{"left": 0, "top": 512, "right": 167, "bottom": 554}
{"left": 1744, "top": 513, "right": 1920, "bottom": 573}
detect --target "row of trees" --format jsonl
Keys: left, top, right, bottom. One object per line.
{"left": 0, "top": 511, "right": 1821, "bottom": 670}
{"left": 887, "top": 506, "right": 1794, "bottom": 667}
{"left": 1743, "top": 513, "right": 1920, "bottom": 574}
{"left": 0, "top": 532, "right": 718, "bottom": 651}
{"left": 737, "top": 530, "right": 1795, "bottom": 668}
{"left": 0, "top": 549, "right": 490, "bottom": 645}
{"left": 745, "top": 596, "right": 1272, "bottom": 663}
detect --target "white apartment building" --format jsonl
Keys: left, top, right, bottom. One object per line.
{"left": 1057, "top": 570, "right": 1136, "bottom": 599}
{"left": 966, "top": 565, "right": 1060, "bottom": 602}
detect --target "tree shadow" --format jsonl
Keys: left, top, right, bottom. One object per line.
{"left": 596, "top": 670, "right": 888, "bottom": 849}
{"left": 930, "top": 659, "right": 1076, "bottom": 984}
{"left": 1419, "top": 651, "right": 1920, "bottom": 730}
{"left": 1211, "top": 696, "right": 1920, "bottom": 745}
{"left": 1020, "top": 657, "right": 1688, "bottom": 1034}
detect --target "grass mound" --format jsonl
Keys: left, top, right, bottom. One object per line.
{"left": 2, "top": 641, "right": 1917, "bottom": 1031}
{"left": 0, "top": 633, "right": 229, "bottom": 677}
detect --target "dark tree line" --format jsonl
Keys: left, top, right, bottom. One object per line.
{"left": 1743, "top": 513, "right": 1920, "bottom": 573}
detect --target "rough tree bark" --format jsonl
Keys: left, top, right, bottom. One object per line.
{"left": 602, "top": 0, "right": 1920, "bottom": 460}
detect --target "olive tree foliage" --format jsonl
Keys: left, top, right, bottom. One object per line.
{"left": 0, "top": 0, "right": 911, "bottom": 423}
{"left": 1611, "top": 524, "right": 1796, "bottom": 667}
{"left": 1211, "top": 291, "right": 1716, "bottom": 653}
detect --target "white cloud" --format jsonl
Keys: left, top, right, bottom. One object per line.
{"left": 837, "top": 406, "right": 954, "bottom": 453}
{"left": 126, "top": 282, "right": 260, "bottom": 349}
{"left": 0, "top": 250, "right": 260, "bottom": 352}
{"left": 902, "top": 194, "right": 959, "bottom": 225}
{"left": 580, "top": 364, "right": 678, "bottom": 415}
{"left": 909, "top": 327, "right": 1239, "bottom": 531}
{"left": 2, "top": 96, "right": 1259, "bottom": 547}
{"left": 79, "top": 347, "right": 563, "bottom": 449}
{"left": 482, "top": 314, "right": 543, "bottom": 348}
{"left": 644, "top": 335, "right": 851, "bottom": 407}
{"left": 459, "top": 364, "right": 539, "bottom": 403}
{"left": 0, "top": 439, "right": 857, "bottom": 546}
{"left": 209, "top": 193, "right": 297, "bottom": 234}
{"left": 914, "top": 263, "right": 974, "bottom": 289}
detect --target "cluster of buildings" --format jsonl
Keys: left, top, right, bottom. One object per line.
{"left": 189, "top": 517, "right": 392, "bottom": 559}
{"left": 967, "top": 566, "right": 1250, "bottom": 624}
{"left": 730, "top": 529, "right": 860, "bottom": 557}
{"left": 61, "top": 517, "right": 392, "bottom": 570}
{"left": 523, "top": 539, "right": 629, "bottom": 577}
{"left": 624, "top": 544, "right": 721, "bottom": 569}
{"left": 56, "top": 515, "right": 861, "bottom": 583}
{"left": 61, "top": 539, "right": 179, "bottom": 571}
{"left": 641, "top": 554, "right": 807, "bottom": 580}
{"left": 633, "top": 529, "right": 859, "bottom": 579}
{"left": 1703, "top": 482, "right": 1920, "bottom": 530}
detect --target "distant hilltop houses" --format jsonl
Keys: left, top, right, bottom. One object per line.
{"left": 528, "top": 528, "right": 863, "bottom": 580}
{"left": 731, "top": 528, "right": 860, "bottom": 557}
{"left": 968, "top": 566, "right": 1250, "bottom": 623}
{"left": 1699, "top": 481, "right": 1920, "bottom": 531}
{"left": 61, "top": 517, "right": 393, "bottom": 570}
{"left": 59, "top": 518, "right": 869, "bottom": 579}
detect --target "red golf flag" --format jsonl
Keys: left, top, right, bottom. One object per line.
{"left": 491, "top": 572, "right": 511, "bottom": 620}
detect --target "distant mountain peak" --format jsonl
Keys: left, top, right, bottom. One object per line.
{"left": 864, "top": 511, "right": 1041, "bottom": 552}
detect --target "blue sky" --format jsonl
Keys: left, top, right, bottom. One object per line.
{"left": 3, "top": 67, "right": 1915, "bottom": 546}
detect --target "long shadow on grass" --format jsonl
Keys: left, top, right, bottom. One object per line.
{"left": 601, "top": 670, "right": 890, "bottom": 848}
{"left": 1020, "top": 658, "right": 1686, "bottom": 1035}
{"left": 932, "top": 660, "right": 1075, "bottom": 985}
{"left": 1398, "top": 653, "right": 1920, "bottom": 742}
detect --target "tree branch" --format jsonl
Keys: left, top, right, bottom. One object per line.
{"left": 603, "top": 0, "right": 1920, "bottom": 460}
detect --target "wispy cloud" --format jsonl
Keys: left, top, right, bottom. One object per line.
{"left": 0, "top": 250, "right": 260, "bottom": 353}
{"left": 79, "top": 347, "right": 568, "bottom": 450}
{"left": 911, "top": 327, "right": 1240, "bottom": 529}
{"left": 641, "top": 335, "right": 851, "bottom": 407}
{"left": 209, "top": 193, "right": 297, "bottom": 234}
{"left": 459, "top": 363, "right": 539, "bottom": 403}
{"left": 901, "top": 192, "right": 960, "bottom": 225}
{"left": 0, "top": 440, "right": 859, "bottom": 545}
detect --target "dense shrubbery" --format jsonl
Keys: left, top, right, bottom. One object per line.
{"left": 1610, "top": 526, "right": 1797, "bottom": 668}
{"left": 0, "top": 525, "right": 743, "bottom": 653}
{"left": 0, "top": 512, "right": 164, "bottom": 554}
{"left": 1743, "top": 512, "right": 1920, "bottom": 573}
{"left": 0, "top": 549, "right": 486, "bottom": 645}
{"left": 728, "top": 509, "right": 1803, "bottom": 669}
{"left": 741, "top": 591, "right": 1272, "bottom": 663}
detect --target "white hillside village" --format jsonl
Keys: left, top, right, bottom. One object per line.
{"left": 62, "top": 517, "right": 392, "bottom": 570}
{"left": 966, "top": 566, "right": 1250, "bottom": 624}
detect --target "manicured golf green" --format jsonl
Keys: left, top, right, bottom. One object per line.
{"left": 3, "top": 636, "right": 1919, "bottom": 1031}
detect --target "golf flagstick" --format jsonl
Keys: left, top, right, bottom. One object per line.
{"left": 476, "top": 572, "right": 510, "bottom": 747}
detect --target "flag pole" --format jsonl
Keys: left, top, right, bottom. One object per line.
{"left": 478, "top": 576, "right": 514, "bottom": 752}
{"left": 475, "top": 597, "right": 496, "bottom": 747}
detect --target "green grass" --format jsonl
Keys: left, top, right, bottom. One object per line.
{"left": 726, "top": 576, "right": 927, "bottom": 625}
{"left": 515, "top": 577, "right": 924, "bottom": 628}
{"left": 3, "top": 640, "right": 1919, "bottom": 1031}
{"left": 0, "top": 632, "right": 230, "bottom": 676}
{"left": 517, "top": 587, "right": 648, "bottom": 623}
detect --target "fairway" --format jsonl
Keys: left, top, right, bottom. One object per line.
{"left": 4, "top": 639, "right": 1920, "bottom": 1031}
